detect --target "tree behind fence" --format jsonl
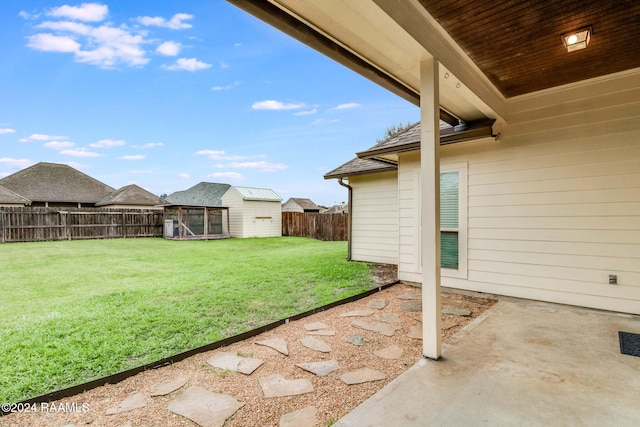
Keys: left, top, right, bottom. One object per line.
{"left": 0, "top": 207, "right": 164, "bottom": 243}
{"left": 281, "top": 212, "right": 348, "bottom": 241}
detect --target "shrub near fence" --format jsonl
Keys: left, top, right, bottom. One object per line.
{"left": 282, "top": 211, "right": 348, "bottom": 241}
{"left": 0, "top": 207, "right": 164, "bottom": 243}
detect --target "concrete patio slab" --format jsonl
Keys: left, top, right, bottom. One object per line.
{"left": 335, "top": 299, "right": 640, "bottom": 426}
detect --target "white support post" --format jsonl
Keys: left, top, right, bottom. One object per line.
{"left": 420, "top": 57, "right": 442, "bottom": 359}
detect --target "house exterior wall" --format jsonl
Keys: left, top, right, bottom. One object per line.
{"left": 353, "top": 70, "right": 640, "bottom": 314}
{"left": 397, "top": 152, "right": 422, "bottom": 282}
{"left": 441, "top": 70, "right": 640, "bottom": 314}
{"left": 350, "top": 171, "right": 399, "bottom": 264}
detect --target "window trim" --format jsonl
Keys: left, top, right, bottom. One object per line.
{"left": 441, "top": 162, "right": 468, "bottom": 279}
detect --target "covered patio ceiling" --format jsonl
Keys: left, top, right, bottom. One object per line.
{"left": 228, "top": 0, "right": 640, "bottom": 124}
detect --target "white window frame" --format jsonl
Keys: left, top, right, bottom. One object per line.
{"left": 441, "top": 162, "right": 468, "bottom": 279}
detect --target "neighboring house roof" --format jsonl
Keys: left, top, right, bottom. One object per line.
{"left": 0, "top": 162, "right": 115, "bottom": 204}
{"left": 0, "top": 184, "right": 31, "bottom": 205}
{"left": 286, "top": 198, "right": 320, "bottom": 211}
{"left": 166, "top": 182, "right": 231, "bottom": 207}
{"left": 324, "top": 204, "right": 348, "bottom": 214}
{"left": 234, "top": 186, "right": 282, "bottom": 202}
{"left": 96, "top": 184, "right": 167, "bottom": 207}
{"left": 356, "top": 120, "right": 495, "bottom": 159}
{"left": 324, "top": 157, "right": 397, "bottom": 179}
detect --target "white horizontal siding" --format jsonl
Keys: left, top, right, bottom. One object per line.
{"left": 222, "top": 188, "right": 244, "bottom": 238}
{"left": 350, "top": 171, "right": 398, "bottom": 265}
{"left": 397, "top": 152, "right": 420, "bottom": 281}
{"left": 242, "top": 200, "right": 282, "bottom": 238}
{"left": 440, "top": 69, "right": 640, "bottom": 314}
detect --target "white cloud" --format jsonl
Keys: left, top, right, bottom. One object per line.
{"left": 230, "top": 161, "right": 288, "bottom": 172}
{"left": 27, "top": 17, "right": 149, "bottom": 68}
{"left": 156, "top": 41, "right": 181, "bottom": 56}
{"left": 66, "top": 161, "right": 88, "bottom": 169}
{"left": 207, "top": 172, "right": 244, "bottom": 180}
{"left": 195, "top": 149, "right": 225, "bottom": 158}
{"left": 294, "top": 108, "right": 317, "bottom": 116}
{"left": 19, "top": 10, "right": 40, "bottom": 20}
{"left": 212, "top": 81, "right": 241, "bottom": 91}
{"left": 43, "top": 140, "right": 75, "bottom": 149}
{"left": 27, "top": 33, "right": 80, "bottom": 52}
{"left": 333, "top": 102, "right": 361, "bottom": 110}
{"left": 89, "top": 138, "right": 125, "bottom": 148}
{"left": 137, "top": 13, "right": 193, "bottom": 30}
{"left": 60, "top": 148, "right": 102, "bottom": 157}
{"left": 119, "top": 155, "right": 145, "bottom": 160}
{"left": 137, "top": 142, "right": 163, "bottom": 149}
{"left": 0, "top": 158, "right": 31, "bottom": 168}
{"left": 0, "top": 128, "right": 16, "bottom": 134}
{"left": 162, "top": 57, "right": 211, "bottom": 71}
{"left": 20, "top": 133, "right": 67, "bottom": 142}
{"left": 178, "top": 173, "right": 190, "bottom": 179}
{"left": 252, "top": 100, "right": 305, "bottom": 110}
{"left": 48, "top": 3, "right": 108, "bottom": 22}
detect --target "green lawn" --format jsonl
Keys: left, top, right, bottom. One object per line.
{"left": 0, "top": 237, "right": 372, "bottom": 403}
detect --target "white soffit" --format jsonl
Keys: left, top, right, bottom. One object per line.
{"left": 271, "top": 0, "right": 490, "bottom": 122}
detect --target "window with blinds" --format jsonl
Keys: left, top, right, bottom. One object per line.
{"left": 440, "top": 171, "right": 459, "bottom": 269}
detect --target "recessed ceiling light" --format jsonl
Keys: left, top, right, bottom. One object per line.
{"left": 562, "top": 27, "right": 591, "bottom": 52}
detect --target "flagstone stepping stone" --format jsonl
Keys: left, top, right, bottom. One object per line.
{"left": 151, "top": 376, "right": 189, "bottom": 396}
{"left": 351, "top": 320, "right": 401, "bottom": 337}
{"left": 105, "top": 392, "right": 148, "bottom": 415}
{"left": 279, "top": 406, "right": 318, "bottom": 427}
{"left": 367, "top": 299, "right": 389, "bottom": 310}
{"left": 407, "top": 325, "right": 422, "bottom": 339}
{"left": 396, "top": 293, "right": 421, "bottom": 300}
{"left": 168, "top": 386, "right": 244, "bottom": 427}
{"left": 340, "top": 309, "right": 375, "bottom": 317}
{"left": 296, "top": 360, "right": 339, "bottom": 376}
{"left": 300, "top": 336, "right": 332, "bottom": 353}
{"left": 374, "top": 345, "right": 404, "bottom": 360}
{"left": 307, "top": 329, "right": 336, "bottom": 336}
{"left": 340, "top": 368, "right": 386, "bottom": 385}
{"left": 347, "top": 334, "right": 366, "bottom": 346}
{"left": 304, "top": 321, "right": 330, "bottom": 331}
{"left": 401, "top": 300, "right": 422, "bottom": 312}
{"left": 255, "top": 338, "right": 289, "bottom": 355}
{"left": 259, "top": 375, "right": 314, "bottom": 398}
{"left": 443, "top": 306, "right": 471, "bottom": 316}
{"left": 207, "top": 352, "right": 264, "bottom": 375}
{"left": 373, "top": 313, "right": 403, "bottom": 324}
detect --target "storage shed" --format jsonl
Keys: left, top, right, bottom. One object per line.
{"left": 165, "top": 182, "right": 282, "bottom": 239}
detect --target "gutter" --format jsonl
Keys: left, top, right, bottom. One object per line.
{"left": 338, "top": 178, "right": 353, "bottom": 261}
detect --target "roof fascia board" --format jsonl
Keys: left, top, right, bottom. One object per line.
{"left": 372, "top": 0, "right": 507, "bottom": 121}
{"left": 324, "top": 164, "right": 397, "bottom": 180}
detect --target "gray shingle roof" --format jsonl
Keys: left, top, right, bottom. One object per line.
{"left": 96, "top": 184, "right": 167, "bottom": 207}
{"left": 0, "top": 184, "right": 31, "bottom": 205}
{"left": 324, "top": 157, "right": 397, "bottom": 179}
{"left": 289, "top": 198, "right": 320, "bottom": 211}
{"left": 166, "top": 182, "right": 232, "bottom": 207}
{"left": 0, "top": 162, "right": 115, "bottom": 204}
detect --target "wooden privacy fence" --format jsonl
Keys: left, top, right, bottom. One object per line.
{"left": 0, "top": 207, "right": 164, "bottom": 243}
{"left": 282, "top": 212, "right": 348, "bottom": 241}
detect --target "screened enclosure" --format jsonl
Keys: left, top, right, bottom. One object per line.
{"left": 163, "top": 206, "right": 230, "bottom": 240}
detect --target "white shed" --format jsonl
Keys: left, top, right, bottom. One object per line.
{"left": 166, "top": 182, "right": 282, "bottom": 239}
{"left": 221, "top": 186, "right": 282, "bottom": 238}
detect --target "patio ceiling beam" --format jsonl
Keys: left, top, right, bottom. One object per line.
{"left": 372, "top": 0, "right": 507, "bottom": 122}
{"left": 226, "top": 0, "right": 463, "bottom": 125}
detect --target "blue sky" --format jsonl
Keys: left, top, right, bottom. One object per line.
{"left": 0, "top": 1, "right": 419, "bottom": 207}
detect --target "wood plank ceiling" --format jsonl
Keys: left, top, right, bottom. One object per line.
{"left": 420, "top": 0, "right": 640, "bottom": 97}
